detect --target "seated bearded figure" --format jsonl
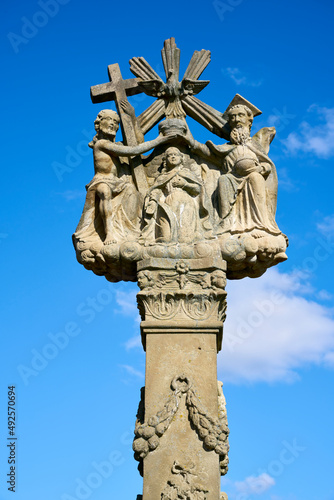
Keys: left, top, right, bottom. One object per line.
{"left": 217, "top": 105, "right": 280, "bottom": 238}
{"left": 189, "top": 104, "right": 283, "bottom": 240}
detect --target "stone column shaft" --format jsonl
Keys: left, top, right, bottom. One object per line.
{"left": 133, "top": 257, "right": 229, "bottom": 500}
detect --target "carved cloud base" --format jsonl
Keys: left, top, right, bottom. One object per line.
{"left": 73, "top": 232, "right": 288, "bottom": 283}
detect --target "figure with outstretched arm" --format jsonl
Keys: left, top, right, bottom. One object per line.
{"left": 78, "top": 109, "right": 178, "bottom": 246}
{"left": 96, "top": 132, "right": 174, "bottom": 157}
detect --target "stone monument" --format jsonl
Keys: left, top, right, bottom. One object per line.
{"left": 73, "top": 37, "right": 288, "bottom": 499}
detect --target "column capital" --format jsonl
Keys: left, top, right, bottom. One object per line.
{"left": 137, "top": 257, "right": 227, "bottom": 352}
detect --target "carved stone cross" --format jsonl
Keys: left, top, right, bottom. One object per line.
{"left": 90, "top": 63, "right": 148, "bottom": 192}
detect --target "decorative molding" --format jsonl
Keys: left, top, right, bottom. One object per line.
{"left": 137, "top": 260, "right": 226, "bottom": 292}
{"left": 137, "top": 259, "right": 227, "bottom": 337}
{"left": 137, "top": 291, "right": 226, "bottom": 323}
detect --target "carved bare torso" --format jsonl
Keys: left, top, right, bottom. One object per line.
{"left": 93, "top": 142, "right": 120, "bottom": 176}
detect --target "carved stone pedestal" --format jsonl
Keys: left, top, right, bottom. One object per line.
{"left": 134, "top": 257, "right": 229, "bottom": 500}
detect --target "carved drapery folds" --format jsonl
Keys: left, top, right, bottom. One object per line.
{"left": 133, "top": 375, "right": 229, "bottom": 478}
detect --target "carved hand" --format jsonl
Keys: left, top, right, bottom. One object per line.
{"left": 172, "top": 130, "right": 195, "bottom": 148}
{"left": 259, "top": 162, "right": 272, "bottom": 177}
{"left": 120, "top": 98, "right": 135, "bottom": 118}
{"left": 185, "top": 128, "right": 195, "bottom": 148}
{"left": 158, "top": 133, "right": 178, "bottom": 143}
{"left": 172, "top": 176, "right": 186, "bottom": 188}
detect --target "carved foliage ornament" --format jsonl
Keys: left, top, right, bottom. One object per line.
{"left": 137, "top": 292, "right": 226, "bottom": 323}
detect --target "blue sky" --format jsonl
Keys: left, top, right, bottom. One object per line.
{"left": 1, "top": 0, "right": 334, "bottom": 498}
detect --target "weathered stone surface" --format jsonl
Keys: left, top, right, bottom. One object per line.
{"left": 73, "top": 37, "right": 289, "bottom": 500}
{"left": 142, "top": 336, "right": 221, "bottom": 500}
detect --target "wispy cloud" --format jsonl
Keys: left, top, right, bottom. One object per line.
{"left": 269, "top": 495, "right": 298, "bottom": 500}
{"left": 222, "top": 67, "right": 263, "bottom": 87}
{"left": 115, "top": 289, "right": 141, "bottom": 349}
{"left": 283, "top": 105, "right": 334, "bottom": 158}
{"left": 115, "top": 290, "right": 140, "bottom": 321}
{"left": 267, "top": 107, "right": 296, "bottom": 133}
{"left": 316, "top": 289, "right": 332, "bottom": 301}
{"left": 220, "top": 268, "right": 334, "bottom": 384}
{"left": 119, "top": 364, "right": 144, "bottom": 379}
{"left": 125, "top": 335, "right": 142, "bottom": 350}
{"left": 235, "top": 473, "right": 275, "bottom": 496}
{"left": 323, "top": 351, "right": 334, "bottom": 368}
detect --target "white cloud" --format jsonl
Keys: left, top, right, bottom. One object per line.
{"left": 115, "top": 290, "right": 140, "bottom": 321}
{"left": 125, "top": 335, "right": 142, "bottom": 350}
{"left": 119, "top": 364, "right": 144, "bottom": 379}
{"left": 283, "top": 105, "right": 334, "bottom": 158}
{"left": 323, "top": 351, "right": 334, "bottom": 368}
{"left": 220, "top": 268, "right": 334, "bottom": 384}
{"left": 235, "top": 473, "right": 275, "bottom": 495}
{"left": 316, "top": 289, "right": 332, "bottom": 301}
{"left": 222, "top": 67, "right": 263, "bottom": 87}
{"left": 116, "top": 269, "right": 334, "bottom": 385}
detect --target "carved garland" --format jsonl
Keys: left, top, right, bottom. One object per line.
{"left": 133, "top": 375, "right": 229, "bottom": 476}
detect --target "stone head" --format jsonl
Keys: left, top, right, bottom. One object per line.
{"left": 137, "top": 270, "right": 153, "bottom": 290}
{"left": 164, "top": 147, "right": 184, "bottom": 169}
{"left": 94, "top": 109, "right": 120, "bottom": 139}
{"left": 226, "top": 104, "right": 253, "bottom": 132}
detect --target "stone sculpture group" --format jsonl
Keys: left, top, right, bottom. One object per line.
{"left": 74, "top": 38, "right": 287, "bottom": 283}
{"left": 73, "top": 38, "right": 288, "bottom": 500}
